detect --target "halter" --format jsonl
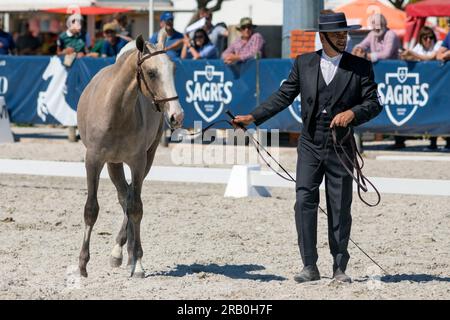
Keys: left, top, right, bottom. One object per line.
{"left": 136, "top": 49, "right": 179, "bottom": 112}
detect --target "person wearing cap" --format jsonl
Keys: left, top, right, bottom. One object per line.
{"left": 149, "top": 11, "right": 183, "bottom": 60}
{"left": 101, "top": 23, "right": 129, "bottom": 58}
{"left": 352, "top": 13, "right": 401, "bottom": 63}
{"left": 231, "top": 12, "right": 382, "bottom": 283}
{"left": 57, "top": 14, "right": 87, "bottom": 57}
{"left": 221, "top": 17, "right": 265, "bottom": 64}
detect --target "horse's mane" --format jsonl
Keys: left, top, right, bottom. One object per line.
{"left": 116, "top": 40, "right": 160, "bottom": 64}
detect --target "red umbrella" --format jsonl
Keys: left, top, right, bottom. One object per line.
{"left": 404, "top": 0, "right": 450, "bottom": 48}
{"left": 44, "top": 7, "right": 132, "bottom": 15}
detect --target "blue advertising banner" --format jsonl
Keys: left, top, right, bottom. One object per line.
{"left": 362, "top": 60, "right": 450, "bottom": 135}
{"left": 0, "top": 55, "right": 449, "bottom": 135}
{"left": 174, "top": 59, "right": 256, "bottom": 128}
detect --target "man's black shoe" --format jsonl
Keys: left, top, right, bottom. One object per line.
{"left": 333, "top": 268, "right": 352, "bottom": 283}
{"left": 294, "top": 265, "right": 321, "bottom": 283}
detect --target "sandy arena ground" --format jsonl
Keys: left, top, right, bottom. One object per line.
{"left": 0, "top": 126, "right": 449, "bottom": 299}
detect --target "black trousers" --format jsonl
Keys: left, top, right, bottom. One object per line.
{"left": 294, "top": 114, "right": 354, "bottom": 272}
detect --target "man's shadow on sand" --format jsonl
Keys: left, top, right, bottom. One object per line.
{"left": 356, "top": 274, "right": 450, "bottom": 283}
{"left": 147, "top": 263, "right": 287, "bottom": 282}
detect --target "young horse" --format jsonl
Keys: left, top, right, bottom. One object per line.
{"left": 77, "top": 35, "right": 184, "bottom": 278}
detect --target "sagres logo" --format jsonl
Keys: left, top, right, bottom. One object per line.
{"left": 281, "top": 79, "right": 302, "bottom": 123}
{"left": 378, "top": 67, "right": 429, "bottom": 126}
{"left": 186, "top": 65, "right": 233, "bottom": 122}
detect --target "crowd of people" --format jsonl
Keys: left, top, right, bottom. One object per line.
{"left": 350, "top": 13, "right": 450, "bottom": 150}
{"left": 0, "top": 9, "right": 267, "bottom": 65}
{"left": 1, "top": 10, "right": 449, "bottom": 150}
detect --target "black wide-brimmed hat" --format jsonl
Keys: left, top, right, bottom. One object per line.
{"left": 304, "top": 12, "right": 361, "bottom": 32}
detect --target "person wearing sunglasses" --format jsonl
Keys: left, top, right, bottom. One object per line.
{"left": 401, "top": 26, "right": 442, "bottom": 61}
{"left": 181, "top": 28, "right": 217, "bottom": 60}
{"left": 221, "top": 17, "right": 265, "bottom": 64}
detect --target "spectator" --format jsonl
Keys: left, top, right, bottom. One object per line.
{"left": 222, "top": 17, "right": 265, "bottom": 64}
{"left": 16, "top": 23, "right": 41, "bottom": 55}
{"left": 400, "top": 26, "right": 446, "bottom": 151}
{"left": 352, "top": 13, "right": 401, "bottom": 62}
{"left": 40, "top": 33, "right": 58, "bottom": 55}
{"left": 149, "top": 12, "right": 183, "bottom": 61}
{"left": 0, "top": 17, "right": 16, "bottom": 55}
{"left": 181, "top": 28, "right": 217, "bottom": 60}
{"left": 112, "top": 13, "right": 133, "bottom": 42}
{"left": 57, "top": 14, "right": 87, "bottom": 57}
{"left": 100, "top": 23, "right": 129, "bottom": 58}
{"left": 436, "top": 30, "right": 450, "bottom": 62}
{"left": 401, "top": 26, "right": 441, "bottom": 61}
{"left": 196, "top": 9, "right": 228, "bottom": 55}
{"left": 86, "top": 31, "right": 105, "bottom": 57}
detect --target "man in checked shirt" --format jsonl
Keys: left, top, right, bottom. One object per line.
{"left": 222, "top": 17, "right": 265, "bottom": 64}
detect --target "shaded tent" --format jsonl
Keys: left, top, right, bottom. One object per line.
{"left": 405, "top": 0, "right": 450, "bottom": 48}
{"left": 335, "top": 0, "right": 406, "bottom": 36}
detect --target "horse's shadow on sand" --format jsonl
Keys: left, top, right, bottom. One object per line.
{"left": 147, "top": 263, "right": 287, "bottom": 282}
{"left": 356, "top": 274, "right": 450, "bottom": 284}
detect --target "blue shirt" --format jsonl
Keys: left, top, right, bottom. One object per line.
{"left": 101, "top": 37, "right": 129, "bottom": 57}
{"left": 0, "top": 31, "right": 15, "bottom": 55}
{"left": 149, "top": 30, "right": 184, "bottom": 60}
{"left": 185, "top": 43, "right": 218, "bottom": 59}
{"left": 442, "top": 32, "right": 450, "bottom": 49}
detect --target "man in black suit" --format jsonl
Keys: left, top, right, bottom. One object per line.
{"left": 232, "top": 12, "right": 383, "bottom": 283}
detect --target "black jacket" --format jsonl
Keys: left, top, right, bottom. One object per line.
{"left": 250, "top": 50, "right": 383, "bottom": 132}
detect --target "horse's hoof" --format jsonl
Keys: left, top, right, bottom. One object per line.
{"left": 110, "top": 256, "right": 123, "bottom": 268}
{"left": 132, "top": 271, "right": 145, "bottom": 279}
{"left": 79, "top": 267, "right": 88, "bottom": 278}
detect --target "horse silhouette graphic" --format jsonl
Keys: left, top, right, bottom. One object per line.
{"left": 37, "top": 56, "right": 77, "bottom": 126}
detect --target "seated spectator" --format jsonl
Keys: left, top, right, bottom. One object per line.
{"left": 57, "top": 14, "right": 87, "bottom": 57}
{"left": 112, "top": 13, "right": 133, "bottom": 42}
{"left": 40, "top": 33, "right": 58, "bottom": 55}
{"left": 195, "top": 9, "right": 228, "bottom": 56}
{"left": 181, "top": 28, "right": 217, "bottom": 60}
{"left": 222, "top": 17, "right": 265, "bottom": 64}
{"left": 101, "top": 23, "right": 129, "bottom": 58}
{"left": 0, "top": 17, "right": 15, "bottom": 55}
{"left": 16, "top": 23, "right": 41, "bottom": 55}
{"left": 149, "top": 12, "right": 183, "bottom": 61}
{"left": 86, "top": 31, "right": 105, "bottom": 57}
{"left": 352, "top": 13, "right": 401, "bottom": 62}
{"left": 401, "top": 26, "right": 441, "bottom": 61}
{"left": 436, "top": 30, "right": 450, "bottom": 62}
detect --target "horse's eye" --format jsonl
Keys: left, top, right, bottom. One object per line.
{"left": 148, "top": 69, "right": 158, "bottom": 79}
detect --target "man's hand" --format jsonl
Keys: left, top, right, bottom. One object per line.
{"left": 352, "top": 47, "right": 365, "bottom": 58}
{"left": 330, "top": 110, "right": 355, "bottom": 128}
{"left": 223, "top": 53, "right": 241, "bottom": 64}
{"left": 64, "top": 47, "right": 75, "bottom": 55}
{"left": 231, "top": 114, "right": 255, "bottom": 129}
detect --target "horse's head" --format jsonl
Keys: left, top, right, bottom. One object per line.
{"left": 135, "top": 35, "right": 184, "bottom": 129}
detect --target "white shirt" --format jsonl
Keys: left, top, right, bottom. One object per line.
{"left": 411, "top": 41, "right": 442, "bottom": 56}
{"left": 320, "top": 50, "right": 342, "bottom": 86}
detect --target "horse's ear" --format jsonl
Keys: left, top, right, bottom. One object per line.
{"left": 136, "top": 35, "right": 145, "bottom": 52}
{"left": 156, "top": 28, "right": 168, "bottom": 50}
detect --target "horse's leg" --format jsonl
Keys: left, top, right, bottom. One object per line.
{"left": 127, "top": 158, "right": 146, "bottom": 278}
{"left": 79, "top": 153, "right": 104, "bottom": 277}
{"left": 107, "top": 162, "right": 129, "bottom": 268}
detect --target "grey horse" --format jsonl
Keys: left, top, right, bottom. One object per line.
{"left": 76, "top": 35, "right": 184, "bottom": 278}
